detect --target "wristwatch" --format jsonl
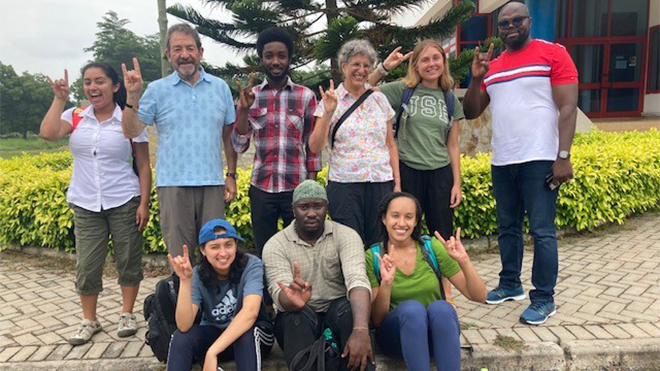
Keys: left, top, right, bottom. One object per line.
{"left": 226, "top": 172, "right": 238, "bottom": 179}
{"left": 125, "top": 103, "right": 138, "bottom": 110}
{"left": 558, "top": 150, "right": 570, "bottom": 160}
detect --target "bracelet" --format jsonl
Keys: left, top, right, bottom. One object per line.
{"left": 125, "top": 103, "right": 138, "bottom": 111}
{"left": 377, "top": 62, "right": 390, "bottom": 75}
{"left": 353, "top": 326, "right": 369, "bottom": 331}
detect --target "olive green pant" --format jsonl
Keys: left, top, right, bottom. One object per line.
{"left": 71, "top": 198, "right": 144, "bottom": 296}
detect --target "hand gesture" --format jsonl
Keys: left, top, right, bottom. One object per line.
{"left": 121, "top": 58, "right": 143, "bottom": 97}
{"left": 236, "top": 73, "right": 256, "bottom": 109}
{"left": 319, "top": 80, "right": 338, "bottom": 113}
{"left": 276, "top": 261, "right": 312, "bottom": 310}
{"left": 376, "top": 251, "right": 396, "bottom": 286}
{"left": 46, "top": 70, "right": 70, "bottom": 101}
{"left": 167, "top": 245, "right": 193, "bottom": 281}
{"left": 471, "top": 43, "right": 494, "bottom": 79}
{"left": 382, "top": 46, "right": 413, "bottom": 72}
{"left": 435, "top": 228, "right": 468, "bottom": 264}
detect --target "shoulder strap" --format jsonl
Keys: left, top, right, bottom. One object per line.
{"left": 370, "top": 244, "right": 382, "bottom": 284}
{"left": 290, "top": 334, "right": 327, "bottom": 371}
{"left": 71, "top": 107, "right": 84, "bottom": 131}
{"left": 330, "top": 89, "right": 374, "bottom": 149}
{"left": 421, "top": 236, "right": 446, "bottom": 301}
{"left": 444, "top": 90, "right": 455, "bottom": 135}
{"left": 394, "top": 87, "right": 415, "bottom": 139}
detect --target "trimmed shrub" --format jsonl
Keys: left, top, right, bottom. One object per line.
{"left": 0, "top": 129, "right": 658, "bottom": 252}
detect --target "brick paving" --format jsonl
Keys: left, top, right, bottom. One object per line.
{"left": 0, "top": 213, "right": 659, "bottom": 369}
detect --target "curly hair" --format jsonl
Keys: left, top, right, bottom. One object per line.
{"left": 376, "top": 192, "right": 424, "bottom": 254}
{"left": 256, "top": 27, "right": 294, "bottom": 58}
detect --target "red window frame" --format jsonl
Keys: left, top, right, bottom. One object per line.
{"left": 454, "top": 0, "right": 496, "bottom": 54}
{"left": 647, "top": 25, "right": 660, "bottom": 94}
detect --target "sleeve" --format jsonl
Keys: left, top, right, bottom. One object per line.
{"left": 550, "top": 44, "right": 579, "bottom": 85}
{"left": 313, "top": 98, "right": 325, "bottom": 118}
{"left": 430, "top": 238, "right": 461, "bottom": 278}
{"left": 378, "top": 81, "right": 404, "bottom": 109}
{"left": 452, "top": 93, "right": 466, "bottom": 121}
{"left": 303, "top": 91, "right": 322, "bottom": 172}
{"left": 241, "top": 257, "right": 264, "bottom": 297}
{"left": 61, "top": 107, "right": 75, "bottom": 125}
{"left": 231, "top": 101, "right": 252, "bottom": 154}
{"left": 364, "top": 248, "right": 379, "bottom": 288}
{"left": 338, "top": 227, "right": 372, "bottom": 298}
{"left": 374, "top": 92, "right": 396, "bottom": 121}
{"left": 262, "top": 239, "right": 294, "bottom": 311}
{"left": 191, "top": 269, "right": 204, "bottom": 308}
{"left": 221, "top": 80, "right": 236, "bottom": 126}
{"left": 138, "top": 83, "right": 157, "bottom": 126}
{"left": 132, "top": 126, "right": 150, "bottom": 143}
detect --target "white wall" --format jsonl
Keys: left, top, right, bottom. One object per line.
{"left": 643, "top": 94, "right": 660, "bottom": 116}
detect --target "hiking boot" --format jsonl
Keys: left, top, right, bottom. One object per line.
{"left": 68, "top": 319, "right": 102, "bottom": 345}
{"left": 520, "top": 302, "right": 556, "bottom": 325}
{"left": 117, "top": 313, "right": 138, "bottom": 337}
{"left": 485, "top": 286, "right": 526, "bottom": 304}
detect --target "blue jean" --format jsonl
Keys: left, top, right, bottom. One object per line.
{"left": 491, "top": 160, "right": 559, "bottom": 303}
{"left": 375, "top": 300, "right": 460, "bottom": 371}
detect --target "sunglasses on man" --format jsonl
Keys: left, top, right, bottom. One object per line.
{"left": 498, "top": 16, "right": 529, "bottom": 30}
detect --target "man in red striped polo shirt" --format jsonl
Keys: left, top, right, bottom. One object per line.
{"left": 464, "top": 1, "right": 578, "bottom": 325}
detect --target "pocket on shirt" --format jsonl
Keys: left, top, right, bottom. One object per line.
{"left": 285, "top": 108, "right": 304, "bottom": 133}
{"left": 321, "top": 246, "right": 342, "bottom": 282}
{"left": 249, "top": 108, "right": 268, "bottom": 131}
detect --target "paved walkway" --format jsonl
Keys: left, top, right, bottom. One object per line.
{"left": 1, "top": 213, "right": 659, "bottom": 370}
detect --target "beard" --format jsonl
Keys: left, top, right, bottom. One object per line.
{"left": 264, "top": 64, "right": 289, "bottom": 83}
{"left": 502, "top": 28, "right": 530, "bottom": 50}
{"left": 174, "top": 59, "right": 199, "bottom": 79}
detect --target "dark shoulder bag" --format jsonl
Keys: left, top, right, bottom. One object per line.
{"left": 330, "top": 89, "right": 374, "bottom": 149}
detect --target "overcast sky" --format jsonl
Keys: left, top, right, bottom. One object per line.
{"left": 0, "top": 0, "right": 431, "bottom": 82}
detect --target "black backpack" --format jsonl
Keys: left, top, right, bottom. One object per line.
{"left": 143, "top": 273, "right": 202, "bottom": 362}
{"left": 393, "top": 87, "right": 455, "bottom": 139}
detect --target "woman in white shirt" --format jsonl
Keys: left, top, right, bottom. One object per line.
{"left": 40, "top": 62, "right": 152, "bottom": 346}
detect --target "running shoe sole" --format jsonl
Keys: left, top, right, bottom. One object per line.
{"left": 485, "top": 293, "right": 526, "bottom": 305}
{"left": 519, "top": 309, "right": 557, "bottom": 325}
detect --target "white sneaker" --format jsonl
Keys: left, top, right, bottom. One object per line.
{"left": 68, "top": 319, "right": 102, "bottom": 345}
{"left": 117, "top": 313, "right": 138, "bottom": 337}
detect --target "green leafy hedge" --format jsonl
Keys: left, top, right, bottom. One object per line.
{"left": 1, "top": 129, "right": 659, "bottom": 253}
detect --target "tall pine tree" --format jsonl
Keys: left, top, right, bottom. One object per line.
{"left": 168, "top": 0, "right": 484, "bottom": 88}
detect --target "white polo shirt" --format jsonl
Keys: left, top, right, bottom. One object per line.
{"left": 61, "top": 105, "right": 149, "bottom": 212}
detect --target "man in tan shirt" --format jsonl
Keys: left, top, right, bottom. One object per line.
{"left": 263, "top": 180, "right": 374, "bottom": 370}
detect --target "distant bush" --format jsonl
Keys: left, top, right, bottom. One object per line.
{"left": 0, "top": 130, "right": 658, "bottom": 253}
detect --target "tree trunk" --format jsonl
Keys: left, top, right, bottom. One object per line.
{"left": 325, "top": 0, "right": 342, "bottom": 83}
{"left": 158, "top": 0, "right": 170, "bottom": 77}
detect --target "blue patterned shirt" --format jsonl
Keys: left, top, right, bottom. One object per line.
{"left": 138, "top": 69, "right": 236, "bottom": 187}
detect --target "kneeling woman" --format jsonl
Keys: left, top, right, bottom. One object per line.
{"left": 168, "top": 219, "right": 274, "bottom": 371}
{"left": 365, "top": 193, "right": 486, "bottom": 371}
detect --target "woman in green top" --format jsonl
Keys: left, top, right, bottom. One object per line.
{"left": 365, "top": 192, "right": 485, "bottom": 371}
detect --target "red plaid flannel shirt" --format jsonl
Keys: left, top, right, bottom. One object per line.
{"left": 231, "top": 77, "right": 322, "bottom": 193}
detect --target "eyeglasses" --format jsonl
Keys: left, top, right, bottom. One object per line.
{"left": 497, "top": 16, "right": 529, "bottom": 30}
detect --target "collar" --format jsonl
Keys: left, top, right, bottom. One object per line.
{"left": 169, "top": 67, "right": 211, "bottom": 86}
{"left": 80, "top": 104, "right": 123, "bottom": 123}
{"left": 257, "top": 76, "right": 295, "bottom": 92}
{"left": 283, "top": 220, "right": 334, "bottom": 246}
{"left": 336, "top": 82, "right": 372, "bottom": 101}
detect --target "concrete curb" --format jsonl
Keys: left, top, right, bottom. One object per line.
{"left": 562, "top": 338, "right": 660, "bottom": 371}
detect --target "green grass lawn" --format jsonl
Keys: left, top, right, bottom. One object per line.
{"left": 0, "top": 137, "right": 69, "bottom": 159}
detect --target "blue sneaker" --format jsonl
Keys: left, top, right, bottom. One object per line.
{"left": 520, "top": 302, "right": 556, "bottom": 325}
{"left": 485, "top": 286, "right": 526, "bottom": 304}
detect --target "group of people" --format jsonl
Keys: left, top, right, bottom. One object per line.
{"left": 39, "top": 2, "right": 578, "bottom": 370}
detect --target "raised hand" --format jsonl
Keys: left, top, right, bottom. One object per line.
{"left": 376, "top": 251, "right": 396, "bottom": 286}
{"left": 471, "top": 43, "right": 494, "bottom": 79}
{"left": 236, "top": 73, "right": 256, "bottom": 108}
{"left": 276, "top": 261, "right": 312, "bottom": 310}
{"left": 121, "top": 58, "right": 143, "bottom": 97}
{"left": 319, "top": 80, "right": 338, "bottom": 113}
{"left": 167, "top": 245, "right": 193, "bottom": 281}
{"left": 435, "top": 227, "right": 468, "bottom": 263}
{"left": 46, "top": 70, "right": 70, "bottom": 101}
{"left": 382, "top": 46, "right": 413, "bottom": 72}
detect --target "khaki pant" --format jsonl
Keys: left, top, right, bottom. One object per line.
{"left": 157, "top": 186, "right": 225, "bottom": 262}
{"left": 72, "top": 198, "right": 144, "bottom": 296}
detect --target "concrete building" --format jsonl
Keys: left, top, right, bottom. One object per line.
{"left": 417, "top": 0, "right": 660, "bottom": 119}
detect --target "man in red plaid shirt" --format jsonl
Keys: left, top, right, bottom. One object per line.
{"left": 232, "top": 28, "right": 322, "bottom": 255}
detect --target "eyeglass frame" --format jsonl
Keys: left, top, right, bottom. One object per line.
{"left": 497, "top": 16, "right": 530, "bottom": 30}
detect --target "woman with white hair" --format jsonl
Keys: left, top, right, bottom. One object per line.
{"left": 309, "top": 39, "right": 400, "bottom": 246}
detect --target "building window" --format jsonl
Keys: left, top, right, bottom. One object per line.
{"left": 648, "top": 26, "right": 660, "bottom": 94}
